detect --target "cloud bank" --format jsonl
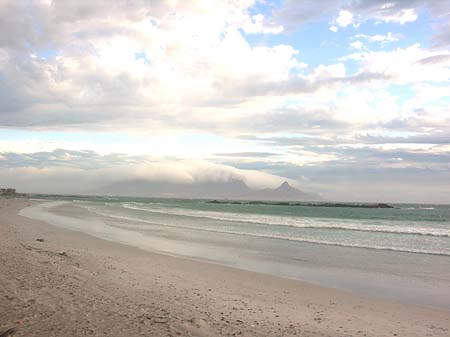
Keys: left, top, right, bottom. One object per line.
{"left": 0, "top": 149, "right": 295, "bottom": 194}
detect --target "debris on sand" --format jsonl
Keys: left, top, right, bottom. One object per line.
{"left": 0, "top": 327, "right": 18, "bottom": 337}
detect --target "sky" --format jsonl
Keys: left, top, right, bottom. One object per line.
{"left": 0, "top": 0, "right": 449, "bottom": 203}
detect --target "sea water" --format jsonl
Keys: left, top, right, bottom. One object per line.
{"left": 20, "top": 196, "right": 450, "bottom": 309}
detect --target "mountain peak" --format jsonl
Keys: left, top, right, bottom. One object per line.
{"left": 240, "top": 180, "right": 320, "bottom": 201}
{"left": 277, "top": 181, "right": 293, "bottom": 190}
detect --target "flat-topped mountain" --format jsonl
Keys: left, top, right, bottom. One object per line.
{"left": 93, "top": 179, "right": 320, "bottom": 201}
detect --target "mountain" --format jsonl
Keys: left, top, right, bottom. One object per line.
{"left": 93, "top": 178, "right": 250, "bottom": 199}
{"left": 238, "top": 181, "right": 321, "bottom": 201}
{"left": 92, "top": 179, "right": 320, "bottom": 201}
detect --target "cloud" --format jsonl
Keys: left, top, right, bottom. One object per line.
{"left": 273, "top": 1, "right": 446, "bottom": 30}
{"left": 299, "top": 165, "right": 450, "bottom": 203}
{"left": 431, "top": 20, "right": 450, "bottom": 48}
{"left": 218, "top": 150, "right": 450, "bottom": 203}
{"left": 349, "top": 40, "right": 364, "bottom": 50}
{"left": 0, "top": 0, "right": 306, "bottom": 130}
{"left": 378, "top": 8, "right": 417, "bottom": 24}
{"left": 214, "top": 152, "right": 278, "bottom": 158}
{"left": 417, "top": 54, "right": 450, "bottom": 65}
{"left": 342, "top": 44, "right": 450, "bottom": 84}
{"left": 356, "top": 133, "right": 450, "bottom": 145}
{"left": 349, "top": 32, "right": 401, "bottom": 51}
{"left": 335, "top": 10, "right": 354, "bottom": 28}
{"left": 2, "top": 145, "right": 449, "bottom": 202}
{"left": 242, "top": 13, "right": 284, "bottom": 34}
{"left": 0, "top": 149, "right": 294, "bottom": 193}
{"left": 271, "top": 0, "right": 450, "bottom": 52}
{"left": 0, "top": 0, "right": 447, "bottom": 138}
{"left": 354, "top": 32, "right": 400, "bottom": 43}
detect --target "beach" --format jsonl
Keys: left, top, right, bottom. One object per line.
{"left": 1, "top": 198, "right": 450, "bottom": 337}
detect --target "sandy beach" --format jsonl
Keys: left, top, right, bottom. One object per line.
{"left": 1, "top": 198, "right": 449, "bottom": 337}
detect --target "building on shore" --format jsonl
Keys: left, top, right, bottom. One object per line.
{"left": 0, "top": 188, "right": 16, "bottom": 195}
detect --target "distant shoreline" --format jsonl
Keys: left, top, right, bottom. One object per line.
{"left": 9, "top": 194, "right": 401, "bottom": 207}
{"left": 208, "top": 199, "right": 395, "bottom": 208}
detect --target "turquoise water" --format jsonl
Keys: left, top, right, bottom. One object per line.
{"left": 19, "top": 195, "right": 450, "bottom": 308}
{"left": 26, "top": 195, "right": 450, "bottom": 255}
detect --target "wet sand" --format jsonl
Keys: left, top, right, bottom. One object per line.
{"left": 1, "top": 198, "right": 449, "bottom": 336}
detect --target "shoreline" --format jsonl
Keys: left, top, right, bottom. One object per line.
{"left": 1, "top": 198, "right": 450, "bottom": 336}
{"left": 21, "top": 199, "right": 450, "bottom": 310}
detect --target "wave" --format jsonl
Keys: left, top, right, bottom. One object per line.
{"left": 26, "top": 201, "right": 450, "bottom": 257}
{"left": 400, "top": 207, "right": 436, "bottom": 210}
{"left": 120, "top": 203, "right": 450, "bottom": 238}
{"left": 29, "top": 198, "right": 50, "bottom": 202}
{"left": 69, "top": 205, "right": 450, "bottom": 257}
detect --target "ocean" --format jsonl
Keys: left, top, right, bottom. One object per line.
{"left": 19, "top": 196, "right": 450, "bottom": 309}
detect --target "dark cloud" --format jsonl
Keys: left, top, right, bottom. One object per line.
{"left": 273, "top": 0, "right": 447, "bottom": 29}
{"left": 381, "top": 114, "right": 450, "bottom": 132}
{"left": 232, "top": 107, "right": 349, "bottom": 135}
{"left": 417, "top": 54, "right": 450, "bottom": 65}
{"left": 317, "top": 146, "right": 450, "bottom": 165}
{"left": 431, "top": 20, "right": 450, "bottom": 49}
{"left": 228, "top": 138, "right": 450, "bottom": 182}
{"left": 0, "top": 149, "right": 138, "bottom": 169}
{"left": 208, "top": 71, "right": 390, "bottom": 106}
{"left": 0, "top": 1, "right": 39, "bottom": 50}
{"left": 356, "top": 133, "right": 450, "bottom": 145}
{"left": 238, "top": 135, "right": 339, "bottom": 146}
{"left": 0, "top": 0, "right": 174, "bottom": 51}
{"left": 240, "top": 127, "right": 450, "bottom": 148}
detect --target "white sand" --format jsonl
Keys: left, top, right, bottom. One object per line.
{"left": 1, "top": 198, "right": 449, "bottom": 336}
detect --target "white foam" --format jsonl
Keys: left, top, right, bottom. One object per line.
{"left": 120, "top": 203, "right": 450, "bottom": 238}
